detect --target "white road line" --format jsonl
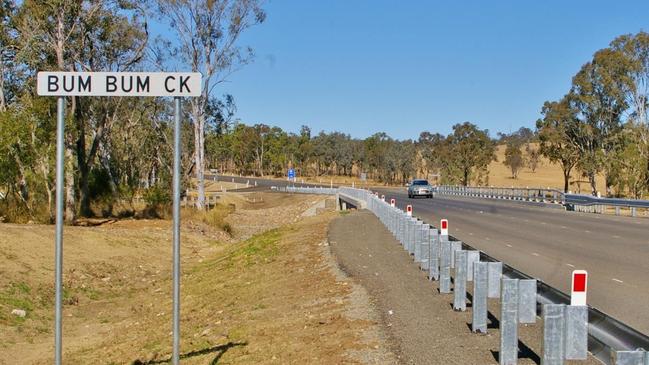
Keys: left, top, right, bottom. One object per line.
{"left": 612, "top": 235, "right": 621, "bottom": 239}
{"left": 469, "top": 232, "right": 474, "bottom": 236}
{"left": 485, "top": 237, "right": 491, "bottom": 241}
{"left": 612, "top": 278, "right": 624, "bottom": 283}
{"left": 584, "top": 230, "right": 591, "bottom": 233}
{"left": 540, "top": 222, "right": 547, "bottom": 225}
{"left": 560, "top": 226, "right": 568, "bottom": 229}
{"left": 506, "top": 244, "right": 513, "bottom": 248}
{"left": 565, "top": 263, "right": 575, "bottom": 268}
{"left": 532, "top": 252, "right": 540, "bottom": 257}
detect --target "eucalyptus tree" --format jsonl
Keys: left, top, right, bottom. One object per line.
{"left": 16, "top": 0, "right": 148, "bottom": 218}
{"left": 156, "top": 0, "right": 265, "bottom": 209}
{"left": 445, "top": 122, "right": 495, "bottom": 186}
{"left": 569, "top": 48, "right": 632, "bottom": 195}
{"left": 610, "top": 32, "right": 649, "bottom": 189}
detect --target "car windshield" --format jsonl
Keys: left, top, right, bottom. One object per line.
{"left": 412, "top": 180, "right": 429, "bottom": 186}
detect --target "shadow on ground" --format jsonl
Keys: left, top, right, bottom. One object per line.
{"left": 490, "top": 340, "right": 541, "bottom": 365}
{"left": 131, "top": 342, "right": 247, "bottom": 365}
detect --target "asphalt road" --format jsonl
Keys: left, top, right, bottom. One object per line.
{"left": 373, "top": 187, "right": 649, "bottom": 335}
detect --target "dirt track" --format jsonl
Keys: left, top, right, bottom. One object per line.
{"left": 328, "top": 210, "right": 601, "bottom": 365}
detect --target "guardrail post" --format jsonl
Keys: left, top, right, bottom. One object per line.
{"left": 440, "top": 241, "right": 452, "bottom": 293}
{"left": 613, "top": 351, "right": 646, "bottom": 365}
{"left": 414, "top": 221, "right": 424, "bottom": 262}
{"left": 397, "top": 212, "right": 403, "bottom": 245}
{"left": 500, "top": 278, "right": 519, "bottom": 365}
{"left": 542, "top": 304, "right": 565, "bottom": 365}
{"left": 466, "top": 250, "right": 480, "bottom": 281}
{"left": 405, "top": 218, "right": 412, "bottom": 251}
{"left": 632, "top": 207, "right": 637, "bottom": 217}
{"left": 420, "top": 225, "right": 430, "bottom": 270}
{"left": 518, "top": 279, "right": 537, "bottom": 324}
{"left": 616, "top": 206, "right": 621, "bottom": 216}
{"left": 488, "top": 262, "right": 503, "bottom": 298}
{"left": 565, "top": 305, "right": 588, "bottom": 360}
{"left": 450, "top": 241, "right": 462, "bottom": 269}
{"left": 472, "top": 261, "right": 488, "bottom": 333}
{"left": 453, "top": 250, "right": 468, "bottom": 311}
{"left": 429, "top": 229, "right": 440, "bottom": 280}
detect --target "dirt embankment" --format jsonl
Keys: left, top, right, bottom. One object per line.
{"left": 0, "top": 192, "right": 395, "bottom": 364}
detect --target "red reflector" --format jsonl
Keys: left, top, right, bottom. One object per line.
{"left": 441, "top": 221, "right": 448, "bottom": 229}
{"left": 573, "top": 273, "right": 586, "bottom": 292}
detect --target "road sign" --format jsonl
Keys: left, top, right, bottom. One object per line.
{"left": 571, "top": 270, "right": 588, "bottom": 306}
{"left": 37, "top": 72, "right": 202, "bottom": 97}
{"left": 288, "top": 168, "right": 295, "bottom": 180}
{"left": 440, "top": 219, "right": 449, "bottom": 237}
{"left": 41, "top": 71, "right": 200, "bottom": 365}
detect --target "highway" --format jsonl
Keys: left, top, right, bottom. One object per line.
{"left": 374, "top": 187, "right": 649, "bottom": 335}
{"left": 211, "top": 174, "right": 649, "bottom": 335}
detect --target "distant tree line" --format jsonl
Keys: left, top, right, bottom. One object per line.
{"left": 206, "top": 121, "right": 498, "bottom": 187}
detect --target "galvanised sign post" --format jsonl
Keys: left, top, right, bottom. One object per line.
{"left": 37, "top": 71, "right": 202, "bottom": 365}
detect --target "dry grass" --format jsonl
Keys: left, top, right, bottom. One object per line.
{"left": 487, "top": 143, "right": 606, "bottom": 192}
{"left": 0, "top": 193, "right": 384, "bottom": 364}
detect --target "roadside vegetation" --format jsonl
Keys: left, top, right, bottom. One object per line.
{"left": 1, "top": 0, "right": 649, "bottom": 226}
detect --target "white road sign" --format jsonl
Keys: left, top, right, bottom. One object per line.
{"left": 37, "top": 72, "right": 202, "bottom": 97}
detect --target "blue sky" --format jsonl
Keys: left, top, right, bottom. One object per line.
{"left": 212, "top": 1, "right": 649, "bottom": 140}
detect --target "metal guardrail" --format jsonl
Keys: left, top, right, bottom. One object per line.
{"left": 274, "top": 186, "right": 338, "bottom": 195}
{"left": 437, "top": 185, "right": 565, "bottom": 204}
{"left": 565, "top": 194, "right": 649, "bottom": 208}
{"left": 438, "top": 185, "right": 649, "bottom": 218}
{"left": 281, "top": 186, "right": 649, "bottom": 364}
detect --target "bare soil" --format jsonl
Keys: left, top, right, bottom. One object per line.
{"left": 0, "top": 193, "right": 394, "bottom": 364}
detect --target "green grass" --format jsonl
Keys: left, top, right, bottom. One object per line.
{"left": 0, "top": 282, "right": 35, "bottom": 325}
{"left": 232, "top": 229, "right": 282, "bottom": 266}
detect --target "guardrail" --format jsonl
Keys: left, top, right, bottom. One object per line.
{"left": 437, "top": 185, "right": 649, "bottom": 218}
{"left": 274, "top": 186, "right": 338, "bottom": 195}
{"left": 437, "top": 185, "right": 565, "bottom": 204}
{"left": 280, "top": 185, "right": 649, "bottom": 364}
{"left": 565, "top": 194, "right": 649, "bottom": 217}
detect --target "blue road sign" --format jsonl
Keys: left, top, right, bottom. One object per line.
{"left": 288, "top": 168, "right": 295, "bottom": 179}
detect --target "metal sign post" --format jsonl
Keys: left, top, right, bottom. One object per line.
{"left": 38, "top": 71, "right": 201, "bottom": 365}
{"left": 172, "top": 97, "right": 182, "bottom": 364}
{"left": 54, "top": 96, "right": 65, "bottom": 365}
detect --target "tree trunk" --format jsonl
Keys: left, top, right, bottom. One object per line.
{"left": 64, "top": 147, "right": 76, "bottom": 223}
{"left": 192, "top": 104, "right": 206, "bottom": 210}
{"left": 563, "top": 169, "right": 570, "bottom": 193}
{"left": 588, "top": 172, "right": 597, "bottom": 196}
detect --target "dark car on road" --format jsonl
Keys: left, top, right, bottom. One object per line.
{"left": 407, "top": 179, "right": 434, "bottom": 198}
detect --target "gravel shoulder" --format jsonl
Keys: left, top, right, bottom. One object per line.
{"left": 328, "top": 210, "right": 601, "bottom": 365}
